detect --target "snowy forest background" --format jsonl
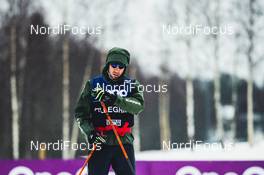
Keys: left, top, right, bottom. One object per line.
{"left": 0, "top": 0, "right": 264, "bottom": 159}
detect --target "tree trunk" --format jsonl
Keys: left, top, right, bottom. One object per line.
{"left": 231, "top": 56, "right": 238, "bottom": 141}
{"left": 247, "top": 63, "right": 254, "bottom": 146}
{"left": 10, "top": 25, "right": 20, "bottom": 159}
{"left": 62, "top": 37, "right": 70, "bottom": 159}
{"left": 186, "top": 76, "right": 194, "bottom": 140}
{"left": 213, "top": 41, "right": 223, "bottom": 141}
{"left": 185, "top": 2, "right": 195, "bottom": 141}
{"left": 246, "top": 0, "right": 255, "bottom": 146}
{"left": 213, "top": 0, "right": 223, "bottom": 142}
{"left": 159, "top": 78, "right": 171, "bottom": 146}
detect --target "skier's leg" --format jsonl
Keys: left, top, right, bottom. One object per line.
{"left": 88, "top": 145, "right": 112, "bottom": 175}
{"left": 111, "top": 144, "right": 135, "bottom": 175}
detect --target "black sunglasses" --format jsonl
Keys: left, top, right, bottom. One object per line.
{"left": 110, "top": 63, "right": 125, "bottom": 69}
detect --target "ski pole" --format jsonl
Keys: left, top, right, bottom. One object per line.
{"left": 100, "top": 101, "right": 135, "bottom": 174}
{"left": 78, "top": 144, "right": 96, "bottom": 175}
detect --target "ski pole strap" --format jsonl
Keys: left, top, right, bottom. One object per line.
{"left": 95, "top": 122, "right": 131, "bottom": 136}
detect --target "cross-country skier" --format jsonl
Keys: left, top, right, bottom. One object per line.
{"left": 74, "top": 47, "right": 144, "bottom": 175}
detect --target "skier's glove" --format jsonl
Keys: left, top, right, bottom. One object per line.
{"left": 88, "top": 130, "right": 106, "bottom": 144}
{"left": 91, "top": 86, "right": 117, "bottom": 105}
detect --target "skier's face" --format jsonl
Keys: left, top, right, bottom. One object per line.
{"left": 108, "top": 63, "right": 125, "bottom": 79}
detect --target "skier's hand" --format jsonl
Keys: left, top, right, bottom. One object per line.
{"left": 91, "top": 87, "right": 117, "bottom": 105}
{"left": 88, "top": 130, "right": 106, "bottom": 144}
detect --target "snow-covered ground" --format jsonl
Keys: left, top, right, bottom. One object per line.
{"left": 136, "top": 142, "right": 264, "bottom": 161}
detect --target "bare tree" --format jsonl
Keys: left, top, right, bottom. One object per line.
{"left": 62, "top": 0, "right": 70, "bottom": 159}
{"left": 154, "top": 0, "right": 176, "bottom": 146}
{"left": 10, "top": 17, "right": 19, "bottom": 160}
{"left": 8, "top": 0, "right": 20, "bottom": 160}
{"left": 62, "top": 35, "right": 70, "bottom": 159}
{"left": 199, "top": 0, "right": 223, "bottom": 142}
{"left": 213, "top": 0, "right": 223, "bottom": 142}
{"left": 163, "top": 0, "right": 196, "bottom": 142}
{"left": 159, "top": 60, "right": 171, "bottom": 147}
{"left": 184, "top": 0, "right": 195, "bottom": 142}
{"left": 234, "top": 0, "right": 264, "bottom": 146}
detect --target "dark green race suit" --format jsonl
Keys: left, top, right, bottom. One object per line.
{"left": 74, "top": 70, "right": 144, "bottom": 145}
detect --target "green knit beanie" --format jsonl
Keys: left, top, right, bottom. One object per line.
{"left": 106, "top": 47, "right": 130, "bottom": 66}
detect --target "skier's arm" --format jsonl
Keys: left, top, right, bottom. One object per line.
{"left": 114, "top": 80, "right": 144, "bottom": 115}
{"left": 74, "top": 81, "right": 94, "bottom": 137}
